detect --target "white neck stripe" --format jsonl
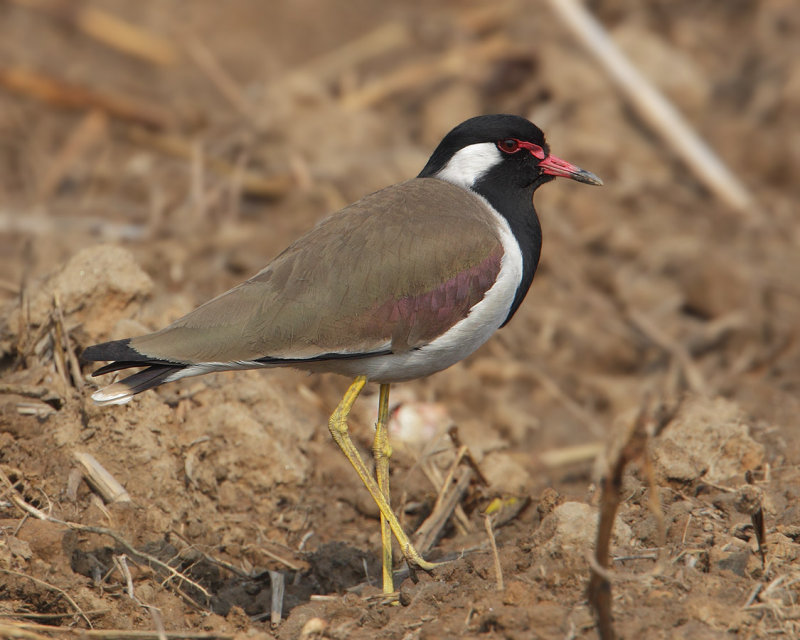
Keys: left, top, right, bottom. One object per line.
{"left": 434, "top": 142, "right": 502, "bottom": 189}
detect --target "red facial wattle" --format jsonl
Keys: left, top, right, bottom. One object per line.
{"left": 497, "top": 137, "right": 602, "bottom": 185}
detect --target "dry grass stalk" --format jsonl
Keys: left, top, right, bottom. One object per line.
{"left": 126, "top": 128, "right": 293, "bottom": 200}
{"left": 168, "top": 530, "right": 256, "bottom": 578}
{"left": 587, "top": 403, "right": 653, "bottom": 640}
{"left": 0, "top": 568, "right": 92, "bottom": 628}
{"left": 49, "top": 303, "right": 70, "bottom": 398}
{"left": 0, "top": 468, "right": 212, "bottom": 601}
{"left": 113, "top": 554, "right": 136, "bottom": 599}
{"left": 0, "top": 610, "right": 109, "bottom": 621}
{"left": 74, "top": 452, "right": 131, "bottom": 504}
{"left": 14, "top": 276, "right": 30, "bottom": 367}
{"left": 447, "top": 425, "right": 490, "bottom": 487}
{"left": 546, "top": 0, "right": 758, "bottom": 220}
{"left": 288, "top": 22, "right": 411, "bottom": 84}
{"left": 0, "top": 210, "right": 147, "bottom": 241}
{"left": 0, "top": 619, "right": 53, "bottom": 640}
{"left": 413, "top": 467, "right": 472, "bottom": 555}
{"left": 432, "top": 445, "right": 467, "bottom": 514}
{"left": 9, "top": 0, "right": 178, "bottom": 66}
{"left": 736, "top": 476, "right": 766, "bottom": 568}
{"left": 469, "top": 346, "right": 607, "bottom": 439}
{"left": 341, "top": 34, "right": 519, "bottom": 111}
{"left": 15, "top": 402, "right": 56, "bottom": 417}
{"left": 527, "top": 363, "right": 607, "bottom": 438}
{"left": 183, "top": 35, "right": 257, "bottom": 123}
{"left": 244, "top": 544, "right": 304, "bottom": 572}
{"left": 38, "top": 109, "right": 108, "bottom": 199}
{"left": 419, "top": 460, "right": 471, "bottom": 536}
{"left": 419, "top": 436, "right": 473, "bottom": 535}
{"left": 1, "top": 619, "right": 234, "bottom": 639}
{"left": 0, "top": 67, "right": 173, "bottom": 129}
{"left": 73, "top": 6, "right": 178, "bottom": 66}
{"left": 113, "top": 555, "right": 168, "bottom": 640}
{"left": 0, "top": 383, "right": 62, "bottom": 408}
{"left": 538, "top": 442, "right": 604, "bottom": 468}
{"left": 455, "top": 1, "right": 515, "bottom": 34}
{"left": 626, "top": 308, "right": 707, "bottom": 394}
{"left": 52, "top": 293, "right": 83, "bottom": 391}
{"left": 586, "top": 400, "right": 676, "bottom": 637}
{"left": 483, "top": 515, "right": 504, "bottom": 591}
{"left": 0, "top": 278, "right": 20, "bottom": 295}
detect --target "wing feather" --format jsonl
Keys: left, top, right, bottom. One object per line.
{"left": 128, "top": 178, "right": 504, "bottom": 364}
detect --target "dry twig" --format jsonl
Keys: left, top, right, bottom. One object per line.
{"left": 413, "top": 467, "right": 472, "bottom": 555}
{"left": 0, "top": 210, "right": 147, "bottom": 241}
{"left": 447, "top": 425, "right": 490, "bottom": 487}
{"left": 126, "top": 128, "right": 293, "bottom": 199}
{"left": 341, "top": 35, "right": 521, "bottom": 110}
{"left": 626, "top": 308, "right": 707, "bottom": 395}
{"left": 53, "top": 293, "right": 84, "bottom": 392}
{"left": 0, "top": 67, "right": 173, "bottom": 129}
{"left": 0, "top": 569, "right": 92, "bottom": 628}
{"left": 287, "top": 22, "right": 411, "bottom": 84}
{"left": 587, "top": 404, "right": 652, "bottom": 640}
{"left": 0, "top": 620, "right": 233, "bottom": 639}
{"left": 736, "top": 477, "right": 766, "bottom": 569}
{"left": 0, "top": 468, "right": 212, "bottom": 601}
{"left": 545, "top": 0, "right": 758, "bottom": 220}
{"left": 183, "top": 35, "right": 257, "bottom": 123}
{"left": 38, "top": 109, "right": 108, "bottom": 199}
{"left": 419, "top": 460, "right": 471, "bottom": 536}
{"left": 244, "top": 544, "right": 304, "bottom": 572}
{"left": 8, "top": 0, "right": 178, "bottom": 65}
{"left": 0, "top": 619, "right": 53, "bottom": 640}
{"left": 74, "top": 452, "right": 131, "bottom": 504}
{"left": 483, "top": 515, "right": 504, "bottom": 591}
{"left": 538, "top": 442, "right": 604, "bottom": 468}
{"left": 0, "top": 383, "right": 62, "bottom": 408}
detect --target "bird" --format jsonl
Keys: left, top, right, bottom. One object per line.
{"left": 82, "top": 114, "right": 602, "bottom": 595}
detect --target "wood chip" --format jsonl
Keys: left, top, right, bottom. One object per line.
{"left": 74, "top": 452, "right": 132, "bottom": 504}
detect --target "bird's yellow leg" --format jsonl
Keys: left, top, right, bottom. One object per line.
{"left": 373, "top": 383, "right": 393, "bottom": 594}
{"left": 328, "top": 376, "right": 441, "bottom": 573}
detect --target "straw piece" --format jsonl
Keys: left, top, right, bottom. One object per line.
{"left": 0, "top": 66, "right": 173, "bottom": 129}
{"left": 76, "top": 7, "right": 178, "bottom": 66}
{"left": 546, "top": 0, "right": 759, "bottom": 220}
{"left": 126, "top": 128, "right": 293, "bottom": 199}
{"left": 74, "top": 452, "right": 132, "bottom": 504}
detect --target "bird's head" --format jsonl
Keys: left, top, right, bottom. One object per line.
{"left": 419, "top": 114, "right": 603, "bottom": 191}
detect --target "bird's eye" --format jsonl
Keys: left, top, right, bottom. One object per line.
{"left": 498, "top": 139, "right": 520, "bottom": 153}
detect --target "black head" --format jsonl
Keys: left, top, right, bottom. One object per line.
{"left": 418, "top": 114, "right": 602, "bottom": 191}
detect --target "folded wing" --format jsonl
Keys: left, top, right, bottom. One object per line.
{"left": 84, "top": 178, "right": 504, "bottom": 378}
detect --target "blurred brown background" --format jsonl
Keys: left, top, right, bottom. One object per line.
{"left": 0, "top": 1, "right": 799, "bottom": 638}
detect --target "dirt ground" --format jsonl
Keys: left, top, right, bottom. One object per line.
{"left": 1, "top": 1, "right": 799, "bottom": 638}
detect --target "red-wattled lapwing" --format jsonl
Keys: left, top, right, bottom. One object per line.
{"left": 83, "top": 114, "right": 602, "bottom": 595}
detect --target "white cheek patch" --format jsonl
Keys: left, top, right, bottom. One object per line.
{"left": 434, "top": 142, "right": 503, "bottom": 189}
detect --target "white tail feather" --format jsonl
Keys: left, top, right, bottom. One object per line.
{"left": 91, "top": 383, "right": 135, "bottom": 406}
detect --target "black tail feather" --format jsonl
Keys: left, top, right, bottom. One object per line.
{"left": 116, "top": 365, "right": 185, "bottom": 395}
{"left": 92, "top": 360, "right": 155, "bottom": 376}
{"left": 91, "top": 365, "right": 188, "bottom": 405}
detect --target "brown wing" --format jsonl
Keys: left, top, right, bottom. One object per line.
{"left": 129, "top": 178, "right": 504, "bottom": 364}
